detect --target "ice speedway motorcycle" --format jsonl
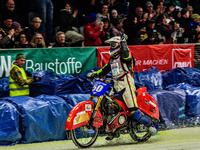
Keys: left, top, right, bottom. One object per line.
{"left": 65, "top": 76, "right": 160, "bottom": 148}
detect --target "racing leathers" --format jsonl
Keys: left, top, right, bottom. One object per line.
{"left": 90, "top": 40, "right": 157, "bottom": 138}
{"left": 93, "top": 41, "right": 138, "bottom": 111}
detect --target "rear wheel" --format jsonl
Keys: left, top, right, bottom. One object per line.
{"left": 129, "top": 121, "right": 151, "bottom": 142}
{"left": 70, "top": 125, "right": 99, "bottom": 148}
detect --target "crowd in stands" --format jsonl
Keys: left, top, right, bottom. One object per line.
{"left": 0, "top": 0, "right": 200, "bottom": 49}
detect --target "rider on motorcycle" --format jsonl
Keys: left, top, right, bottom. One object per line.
{"left": 88, "top": 34, "right": 157, "bottom": 140}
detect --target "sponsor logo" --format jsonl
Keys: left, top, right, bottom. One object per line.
{"left": 85, "top": 104, "right": 92, "bottom": 111}
{"left": 0, "top": 56, "right": 82, "bottom": 78}
{"left": 172, "top": 49, "right": 192, "bottom": 69}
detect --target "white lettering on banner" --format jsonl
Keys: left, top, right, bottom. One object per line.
{"left": 0, "top": 56, "right": 11, "bottom": 77}
{"left": 174, "top": 62, "right": 191, "bottom": 68}
{"left": 26, "top": 60, "right": 34, "bottom": 72}
{"left": 48, "top": 62, "right": 55, "bottom": 72}
{"left": 135, "top": 59, "right": 168, "bottom": 66}
{"left": 35, "top": 63, "right": 41, "bottom": 71}
{"left": 60, "top": 62, "right": 67, "bottom": 74}
{"left": 75, "top": 62, "right": 82, "bottom": 73}
{"left": 25, "top": 58, "right": 82, "bottom": 75}
{"left": 135, "top": 60, "right": 142, "bottom": 66}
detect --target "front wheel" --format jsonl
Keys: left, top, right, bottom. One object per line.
{"left": 128, "top": 121, "right": 151, "bottom": 142}
{"left": 70, "top": 125, "right": 99, "bottom": 148}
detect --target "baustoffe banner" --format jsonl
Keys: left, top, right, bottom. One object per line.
{"left": 0, "top": 47, "right": 96, "bottom": 79}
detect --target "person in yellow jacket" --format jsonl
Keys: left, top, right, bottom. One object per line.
{"left": 9, "top": 53, "right": 41, "bottom": 96}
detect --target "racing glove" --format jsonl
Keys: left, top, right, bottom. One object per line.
{"left": 87, "top": 72, "right": 96, "bottom": 80}
{"left": 121, "top": 33, "right": 128, "bottom": 41}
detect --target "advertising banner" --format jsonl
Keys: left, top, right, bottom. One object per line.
{"left": 97, "top": 44, "right": 194, "bottom": 72}
{"left": 0, "top": 47, "right": 96, "bottom": 79}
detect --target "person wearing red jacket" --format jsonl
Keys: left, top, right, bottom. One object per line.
{"left": 84, "top": 13, "right": 105, "bottom": 46}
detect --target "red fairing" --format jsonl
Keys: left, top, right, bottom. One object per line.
{"left": 114, "top": 98, "right": 131, "bottom": 116}
{"left": 65, "top": 101, "right": 103, "bottom": 130}
{"left": 136, "top": 87, "right": 160, "bottom": 121}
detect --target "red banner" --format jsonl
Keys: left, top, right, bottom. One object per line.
{"left": 97, "top": 44, "right": 194, "bottom": 72}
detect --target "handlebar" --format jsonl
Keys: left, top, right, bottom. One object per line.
{"left": 87, "top": 72, "right": 111, "bottom": 84}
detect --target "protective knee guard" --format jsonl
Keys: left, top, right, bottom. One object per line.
{"left": 131, "top": 109, "right": 151, "bottom": 125}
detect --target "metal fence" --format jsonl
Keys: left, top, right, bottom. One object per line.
{"left": 194, "top": 43, "right": 200, "bottom": 69}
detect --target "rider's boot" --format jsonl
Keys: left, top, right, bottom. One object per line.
{"left": 105, "top": 134, "right": 114, "bottom": 140}
{"left": 105, "top": 131, "right": 120, "bottom": 140}
{"left": 131, "top": 109, "right": 157, "bottom": 136}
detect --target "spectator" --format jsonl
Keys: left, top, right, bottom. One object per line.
{"left": 190, "top": 13, "right": 200, "bottom": 43}
{"left": 87, "top": 0, "right": 104, "bottom": 14}
{"left": 146, "top": 20, "right": 159, "bottom": 42}
{"left": 168, "top": 21, "right": 179, "bottom": 43}
{"left": 173, "top": 9, "right": 182, "bottom": 21}
{"left": 30, "top": 33, "right": 46, "bottom": 48}
{"left": 114, "top": 0, "right": 130, "bottom": 17}
{"left": 155, "top": 1, "right": 166, "bottom": 17}
{"left": 111, "top": 17, "right": 124, "bottom": 36}
{"left": 106, "top": 0, "right": 116, "bottom": 13}
{"left": 144, "top": 1, "right": 157, "bottom": 21}
{"left": 29, "top": 0, "right": 54, "bottom": 42}
{"left": 9, "top": 53, "right": 41, "bottom": 96}
{"left": 97, "top": 4, "right": 110, "bottom": 25}
{"left": 164, "top": 0, "right": 181, "bottom": 9}
{"left": 134, "top": 6, "right": 149, "bottom": 28}
{"left": 180, "top": 0, "right": 200, "bottom": 14}
{"left": 158, "top": 38, "right": 165, "bottom": 44}
{"left": 0, "top": 0, "right": 22, "bottom": 26}
{"left": 135, "top": 7, "right": 145, "bottom": 21}
{"left": 14, "top": 32, "right": 31, "bottom": 48}
{"left": 12, "top": 21, "right": 23, "bottom": 42}
{"left": 164, "top": 2, "right": 176, "bottom": 23}
{"left": 187, "top": 6, "right": 194, "bottom": 18}
{"left": 140, "top": 26, "right": 148, "bottom": 41}
{"left": 190, "top": 13, "right": 200, "bottom": 30}
{"left": 0, "top": 15, "right": 15, "bottom": 48}
{"left": 58, "top": 2, "right": 84, "bottom": 47}
{"left": 84, "top": 13, "right": 105, "bottom": 46}
{"left": 177, "top": 8, "right": 200, "bottom": 43}
{"left": 156, "top": 14, "right": 178, "bottom": 44}
{"left": 141, "top": 32, "right": 158, "bottom": 45}
{"left": 25, "top": 17, "right": 47, "bottom": 44}
{"left": 124, "top": 14, "right": 145, "bottom": 45}
{"left": 110, "top": 9, "right": 119, "bottom": 26}
{"left": 101, "top": 18, "right": 114, "bottom": 46}
{"left": 52, "top": 31, "right": 69, "bottom": 47}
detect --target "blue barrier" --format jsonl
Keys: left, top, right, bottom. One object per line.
{"left": 0, "top": 101, "right": 21, "bottom": 145}
{"left": 166, "top": 83, "right": 200, "bottom": 118}
{"left": 0, "top": 95, "right": 71, "bottom": 144}
{"left": 149, "top": 87, "right": 186, "bottom": 129}
{"left": 0, "top": 78, "right": 9, "bottom": 98}
{"left": 134, "top": 66, "right": 163, "bottom": 90}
